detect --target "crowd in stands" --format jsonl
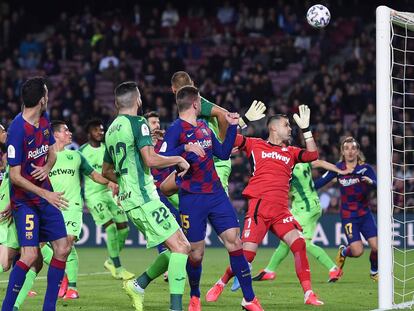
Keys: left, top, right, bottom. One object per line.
{"left": 0, "top": 1, "right": 387, "bottom": 213}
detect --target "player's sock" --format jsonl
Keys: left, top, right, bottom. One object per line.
{"left": 306, "top": 241, "right": 336, "bottom": 271}
{"left": 290, "top": 238, "right": 312, "bottom": 293}
{"left": 0, "top": 265, "right": 3, "bottom": 273}
{"left": 43, "top": 258, "right": 66, "bottom": 311}
{"left": 229, "top": 249, "right": 255, "bottom": 302}
{"left": 265, "top": 242, "right": 290, "bottom": 272}
{"left": 66, "top": 247, "right": 79, "bottom": 289}
{"left": 370, "top": 250, "right": 378, "bottom": 272}
{"left": 41, "top": 244, "right": 54, "bottom": 265}
{"left": 168, "top": 253, "right": 188, "bottom": 310}
{"left": 342, "top": 246, "right": 354, "bottom": 257}
{"left": 14, "top": 269, "right": 37, "bottom": 309}
{"left": 2, "top": 261, "right": 29, "bottom": 310}
{"left": 105, "top": 223, "right": 121, "bottom": 268}
{"left": 220, "top": 266, "right": 234, "bottom": 284}
{"left": 117, "top": 227, "right": 129, "bottom": 252}
{"left": 136, "top": 250, "right": 171, "bottom": 289}
{"left": 186, "top": 258, "right": 202, "bottom": 298}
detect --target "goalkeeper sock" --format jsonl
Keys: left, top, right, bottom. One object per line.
{"left": 117, "top": 226, "right": 129, "bottom": 252}
{"left": 105, "top": 223, "right": 121, "bottom": 268}
{"left": 290, "top": 238, "right": 312, "bottom": 293}
{"left": 41, "top": 243, "right": 54, "bottom": 265}
{"left": 0, "top": 265, "right": 3, "bottom": 273}
{"left": 265, "top": 242, "right": 290, "bottom": 272}
{"left": 186, "top": 258, "right": 202, "bottom": 298}
{"left": 14, "top": 269, "right": 37, "bottom": 309}
{"left": 168, "top": 252, "right": 188, "bottom": 311}
{"left": 66, "top": 246, "right": 79, "bottom": 289}
{"left": 370, "top": 250, "right": 378, "bottom": 272}
{"left": 229, "top": 249, "right": 255, "bottom": 302}
{"left": 306, "top": 240, "right": 336, "bottom": 271}
{"left": 136, "top": 250, "right": 171, "bottom": 289}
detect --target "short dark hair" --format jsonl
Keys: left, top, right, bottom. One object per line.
{"left": 85, "top": 119, "right": 104, "bottom": 133}
{"left": 21, "top": 77, "right": 46, "bottom": 108}
{"left": 144, "top": 111, "right": 160, "bottom": 119}
{"left": 115, "top": 81, "right": 138, "bottom": 98}
{"left": 51, "top": 120, "right": 66, "bottom": 133}
{"left": 266, "top": 114, "right": 288, "bottom": 127}
{"left": 176, "top": 86, "right": 199, "bottom": 112}
{"left": 171, "top": 71, "right": 192, "bottom": 90}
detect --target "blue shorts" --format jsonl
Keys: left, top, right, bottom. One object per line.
{"left": 342, "top": 212, "right": 377, "bottom": 244}
{"left": 179, "top": 188, "right": 239, "bottom": 243}
{"left": 13, "top": 203, "right": 67, "bottom": 247}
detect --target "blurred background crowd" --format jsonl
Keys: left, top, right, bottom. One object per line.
{"left": 0, "top": 0, "right": 411, "bottom": 214}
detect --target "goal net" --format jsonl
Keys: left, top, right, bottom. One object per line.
{"left": 377, "top": 6, "right": 414, "bottom": 310}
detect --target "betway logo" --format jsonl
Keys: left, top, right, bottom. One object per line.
{"left": 261, "top": 151, "right": 290, "bottom": 164}
{"left": 49, "top": 168, "right": 76, "bottom": 177}
{"left": 339, "top": 178, "right": 360, "bottom": 187}
{"left": 28, "top": 145, "right": 49, "bottom": 159}
{"left": 189, "top": 139, "right": 212, "bottom": 149}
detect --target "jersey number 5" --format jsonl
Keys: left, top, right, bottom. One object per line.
{"left": 108, "top": 142, "right": 128, "bottom": 175}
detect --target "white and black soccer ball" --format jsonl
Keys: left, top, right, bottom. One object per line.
{"left": 306, "top": 4, "right": 331, "bottom": 28}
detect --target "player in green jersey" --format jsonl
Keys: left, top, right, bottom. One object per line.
{"left": 102, "top": 81, "right": 191, "bottom": 311}
{"left": 170, "top": 71, "right": 266, "bottom": 193}
{"left": 252, "top": 160, "right": 352, "bottom": 283}
{"left": 79, "top": 119, "right": 133, "bottom": 281}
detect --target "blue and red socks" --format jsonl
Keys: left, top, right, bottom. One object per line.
{"left": 370, "top": 250, "right": 378, "bottom": 273}
{"left": 186, "top": 258, "right": 202, "bottom": 298}
{"left": 42, "top": 257, "right": 66, "bottom": 311}
{"left": 229, "top": 249, "right": 255, "bottom": 302}
{"left": 1, "top": 260, "right": 29, "bottom": 311}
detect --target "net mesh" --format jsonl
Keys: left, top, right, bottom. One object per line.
{"left": 391, "top": 10, "right": 414, "bottom": 307}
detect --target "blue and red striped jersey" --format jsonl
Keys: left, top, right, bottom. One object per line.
{"left": 151, "top": 139, "right": 173, "bottom": 189}
{"left": 160, "top": 118, "right": 236, "bottom": 193}
{"left": 315, "top": 162, "right": 377, "bottom": 219}
{"left": 6, "top": 112, "right": 55, "bottom": 208}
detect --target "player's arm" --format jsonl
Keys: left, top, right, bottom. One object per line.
{"left": 200, "top": 96, "right": 229, "bottom": 141}
{"left": 314, "top": 170, "right": 337, "bottom": 190}
{"left": 293, "top": 104, "right": 318, "bottom": 161}
{"left": 31, "top": 143, "right": 58, "bottom": 181}
{"left": 312, "top": 159, "right": 353, "bottom": 175}
{"left": 361, "top": 165, "right": 377, "bottom": 186}
{"left": 140, "top": 145, "right": 189, "bottom": 176}
{"left": 238, "top": 100, "right": 267, "bottom": 129}
{"left": 211, "top": 113, "right": 239, "bottom": 160}
{"left": 160, "top": 170, "right": 179, "bottom": 197}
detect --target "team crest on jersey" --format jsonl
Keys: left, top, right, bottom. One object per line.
{"left": 163, "top": 222, "right": 171, "bottom": 230}
{"left": 282, "top": 147, "right": 288, "bottom": 151}
{"left": 201, "top": 128, "right": 209, "bottom": 136}
{"left": 66, "top": 154, "right": 73, "bottom": 160}
{"left": 141, "top": 124, "right": 150, "bottom": 136}
{"left": 43, "top": 129, "right": 50, "bottom": 139}
{"left": 244, "top": 230, "right": 250, "bottom": 238}
{"left": 26, "top": 231, "right": 33, "bottom": 240}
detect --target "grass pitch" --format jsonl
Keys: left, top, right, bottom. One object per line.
{"left": 0, "top": 248, "right": 377, "bottom": 310}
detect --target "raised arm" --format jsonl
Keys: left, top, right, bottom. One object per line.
{"left": 312, "top": 159, "right": 352, "bottom": 175}
{"left": 211, "top": 113, "right": 239, "bottom": 160}
{"left": 314, "top": 170, "right": 337, "bottom": 190}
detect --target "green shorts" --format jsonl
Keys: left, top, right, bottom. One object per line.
{"left": 86, "top": 192, "right": 128, "bottom": 226}
{"left": 215, "top": 164, "right": 231, "bottom": 194}
{"left": 62, "top": 209, "right": 83, "bottom": 238}
{"left": 167, "top": 193, "right": 179, "bottom": 210}
{"left": 126, "top": 199, "right": 180, "bottom": 248}
{"left": 0, "top": 221, "right": 19, "bottom": 250}
{"left": 291, "top": 199, "right": 322, "bottom": 240}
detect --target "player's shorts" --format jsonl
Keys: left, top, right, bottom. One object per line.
{"left": 179, "top": 188, "right": 239, "bottom": 243}
{"left": 342, "top": 211, "right": 377, "bottom": 244}
{"left": 86, "top": 192, "right": 128, "bottom": 226}
{"left": 0, "top": 221, "right": 19, "bottom": 249}
{"left": 291, "top": 199, "right": 322, "bottom": 240}
{"left": 62, "top": 209, "right": 83, "bottom": 239}
{"left": 12, "top": 203, "right": 67, "bottom": 247}
{"left": 242, "top": 198, "right": 303, "bottom": 244}
{"left": 157, "top": 189, "right": 180, "bottom": 226}
{"left": 215, "top": 164, "right": 231, "bottom": 194}
{"left": 126, "top": 199, "right": 180, "bottom": 248}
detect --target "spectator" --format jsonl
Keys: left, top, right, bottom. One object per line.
{"left": 161, "top": 2, "right": 179, "bottom": 27}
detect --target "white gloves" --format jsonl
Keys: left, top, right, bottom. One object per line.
{"left": 293, "top": 105, "right": 313, "bottom": 139}
{"left": 238, "top": 100, "right": 266, "bottom": 129}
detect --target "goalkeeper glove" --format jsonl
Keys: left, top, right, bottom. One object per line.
{"left": 238, "top": 100, "right": 267, "bottom": 129}
{"left": 293, "top": 105, "right": 313, "bottom": 140}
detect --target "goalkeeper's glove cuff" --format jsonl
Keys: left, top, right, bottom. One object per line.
{"left": 238, "top": 116, "right": 250, "bottom": 129}
{"left": 303, "top": 130, "right": 313, "bottom": 140}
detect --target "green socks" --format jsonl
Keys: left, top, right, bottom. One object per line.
{"left": 14, "top": 269, "right": 37, "bottom": 309}
{"left": 41, "top": 243, "right": 54, "bottom": 265}
{"left": 105, "top": 223, "right": 121, "bottom": 267}
{"left": 0, "top": 265, "right": 3, "bottom": 273}
{"left": 168, "top": 252, "right": 188, "bottom": 311}
{"left": 306, "top": 240, "right": 336, "bottom": 270}
{"left": 265, "top": 242, "right": 290, "bottom": 272}
{"left": 136, "top": 250, "right": 171, "bottom": 289}
{"left": 67, "top": 246, "right": 79, "bottom": 289}
{"left": 117, "top": 227, "right": 129, "bottom": 252}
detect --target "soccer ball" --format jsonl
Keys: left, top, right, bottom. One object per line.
{"left": 306, "top": 4, "right": 331, "bottom": 28}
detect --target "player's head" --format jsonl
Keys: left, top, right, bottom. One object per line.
{"left": 51, "top": 120, "right": 72, "bottom": 146}
{"left": 21, "top": 76, "right": 48, "bottom": 112}
{"left": 176, "top": 85, "right": 201, "bottom": 116}
{"left": 114, "top": 81, "right": 141, "bottom": 113}
{"left": 267, "top": 114, "right": 291, "bottom": 144}
{"left": 0, "top": 124, "right": 7, "bottom": 145}
{"left": 144, "top": 111, "right": 160, "bottom": 132}
{"left": 171, "top": 71, "right": 194, "bottom": 94}
{"left": 340, "top": 136, "right": 366, "bottom": 164}
{"left": 86, "top": 119, "right": 104, "bottom": 143}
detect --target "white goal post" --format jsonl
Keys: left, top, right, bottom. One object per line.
{"left": 377, "top": 5, "right": 414, "bottom": 310}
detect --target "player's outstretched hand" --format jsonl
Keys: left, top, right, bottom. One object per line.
{"left": 185, "top": 143, "right": 206, "bottom": 157}
{"left": 176, "top": 158, "right": 190, "bottom": 177}
{"left": 361, "top": 176, "right": 374, "bottom": 185}
{"left": 293, "top": 105, "right": 311, "bottom": 130}
{"left": 225, "top": 112, "right": 240, "bottom": 125}
{"left": 31, "top": 163, "right": 50, "bottom": 181}
{"left": 107, "top": 181, "right": 119, "bottom": 197}
{"left": 152, "top": 129, "right": 165, "bottom": 141}
{"left": 45, "top": 191, "right": 69, "bottom": 210}
{"left": 238, "top": 100, "right": 266, "bottom": 128}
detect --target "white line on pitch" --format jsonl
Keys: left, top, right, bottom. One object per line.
{"left": 0, "top": 271, "right": 110, "bottom": 283}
